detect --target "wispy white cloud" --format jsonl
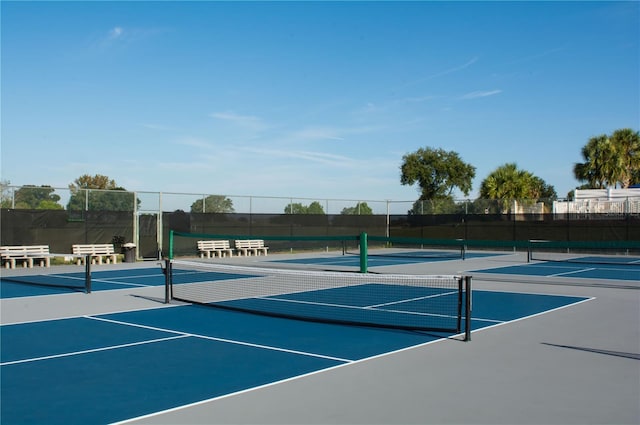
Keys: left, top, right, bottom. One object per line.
{"left": 400, "top": 57, "right": 479, "bottom": 89}
{"left": 401, "top": 95, "right": 437, "bottom": 104}
{"left": 289, "top": 127, "right": 345, "bottom": 141}
{"left": 243, "top": 147, "right": 356, "bottom": 167}
{"left": 142, "top": 123, "right": 178, "bottom": 131}
{"left": 459, "top": 89, "right": 503, "bottom": 100}
{"left": 210, "top": 111, "right": 267, "bottom": 131}
{"left": 288, "top": 124, "right": 381, "bottom": 142}
{"left": 175, "top": 137, "right": 215, "bottom": 150}
{"left": 108, "top": 26, "right": 124, "bottom": 40}
{"left": 506, "top": 46, "right": 567, "bottom": 66}
{"left": 93, "top": 26, "right": 168, "bottom": 49}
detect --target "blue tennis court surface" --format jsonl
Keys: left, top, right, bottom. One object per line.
{"left": 475, "top": 260, "right": 639, "bottom": 281}
{"left": 215, "top": 283, "right": 462, "bottom": 331}
{"left": 1, "top": 283, "right": 589, "bottom": 424}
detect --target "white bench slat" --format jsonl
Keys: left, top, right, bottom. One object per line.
{"left": 1, "top": 245, "right": 52, "bottom": 268}
{"left": 72, "top": 244, "right": 117, "bottom": 265}
{"left": 197, "top": 240, "right": 234, "bottom": 258}
{"left": 234, "top": 239, "right": 269, "bottom": 256}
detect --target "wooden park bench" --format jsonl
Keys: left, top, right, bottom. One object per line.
{"left": 197, "top": 240, "right": 234, "bottom": 258}
{"left": 0, "top": 245, "right": 54, "bottom": 269}
{"left": 234, "top": 239, "right": 269, "bottom": 256}
{"left": 72, "top": 244, "right": 117, "bottom": 265}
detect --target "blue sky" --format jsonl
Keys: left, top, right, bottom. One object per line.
{"left": 2, "top": 1, "right": 638, "bottom": 203}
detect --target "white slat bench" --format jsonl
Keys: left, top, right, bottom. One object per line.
{"left": 72, "top": 244, "right": 117, "bottom": 265}
{"left": 0, "top": 245, "right": 53, "bottom": 269}
{"left": 234, "top": 239, "right": 269, "bottom": 256}
{"left": 197, "top": 240, "right": 234, "bottom": 258}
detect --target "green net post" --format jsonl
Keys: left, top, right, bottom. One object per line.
{"left": 168, "top": 230, "right": 174, "bottom": 260}
{"left": 359, "top": 232, "right": 368, "bottom": 273}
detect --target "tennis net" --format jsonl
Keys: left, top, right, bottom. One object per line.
{"left": 0, "top": 260, "right": 92, "bottom": 294}
{"left": 348, "top": 236, "right": 466, "bottom": 261}
{"left": 527, "top": 240, "right": 640, "bottom": 266}
{"left": 168, "top": 260, "right": 472, "bottom": 339}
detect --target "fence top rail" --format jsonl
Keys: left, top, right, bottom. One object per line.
{"left": 171, "top": 231, "right": 361, "bottom": 242}
{"left": 527, "top": 239, "right": 640, "bottom": 249}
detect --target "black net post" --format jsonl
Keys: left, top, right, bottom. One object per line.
{"left": 162, "top": 258, "right": 172, "bottom": 304}
{"left": 85, "top": 254, "right": 91, "bottom": 294}
{"left": 464, "top": 276, "right": 472, "bottom": 342}
{"left": 456, "top": 277, "right": 463, "bottom": 332}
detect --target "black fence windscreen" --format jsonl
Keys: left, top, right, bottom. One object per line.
{"left": 1, "top": 209, "right": 133, "bottom": 254}
{"left": 2, "top": 209, "right": 638, "bottom": 259}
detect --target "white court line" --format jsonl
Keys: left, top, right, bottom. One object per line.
{"left": 111, "top": 328, "right": 463, "bottom": 425}
{"left": 2, "top": 315, "right": 352, "bottom": 367}
{"left": 0, "top": 335, "right": 188, "bottom": 366}
{"left": 87, "top": 316, "right": 352, "bottom": 363}
{"left": 258, "top": 295, "right": 462, "bottom": 320}
{"left": 367, "top": 290, "right": 458, "bottom": 308}
{"left": 90, "top": 278, "right": 152, "bottom": 288}
{"left": 549, "top": 267, "right": 596, "bottom": 277}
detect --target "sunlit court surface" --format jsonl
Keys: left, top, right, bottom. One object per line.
{"left": 1, "top": 249, "right": 638, "bottom": 425}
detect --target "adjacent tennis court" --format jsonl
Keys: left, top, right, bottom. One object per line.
{"left": 0, "top": 266, "right": 167, "bottom": 299}
{"left": 474, "top": 255, "right": 640, "bottom": 281}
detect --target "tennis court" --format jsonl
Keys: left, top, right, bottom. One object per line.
{"left": 473, "top": 253, "right": 640, "bottom": 281}
{"left": 1, "top": 250, "right": 638, "bottom": 424}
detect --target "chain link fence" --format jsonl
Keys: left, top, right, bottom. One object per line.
{"left": 2, "top": 185, "right": 638, "bottom": 260}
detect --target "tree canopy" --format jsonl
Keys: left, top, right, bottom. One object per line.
{"left": 67, "top": 174, "right": 137, "bottom": 211}
{"left": 573, "top": 128, "right": 640, "bottom": 189}
{"left": 284, "top": 201, "right": 325, "bottom": 214}
{"left": 190, "top": 195, "right": 235, "bottom": 213}
{"left": 340, "top": 202, "right": 373, "bottom": 215}
{"left": 15, "top": 185, "right": 63, "bottom": 209}
{"left": 0, "top": 183, "right": 63, "bottom": 209}
{"left": 479, "top": 163, "right": 557, "bottom": 212}
{"left": 400, "top": 147, "right": 475, "bottom": 201}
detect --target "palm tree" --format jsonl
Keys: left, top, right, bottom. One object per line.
{"left": 573, "top": 131, "right": 638, "bottom": 189}
{"left": 480, "top": 163, "right": 556, "bottom": 213}
{"left": 610, "top": 128, "right": 640, "bottom": 188}
{"left": 480, "top": 163, "right": 533, "bottom": 213}
{"left": 574, "top": 135, "right": 612, "bottom": 188}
